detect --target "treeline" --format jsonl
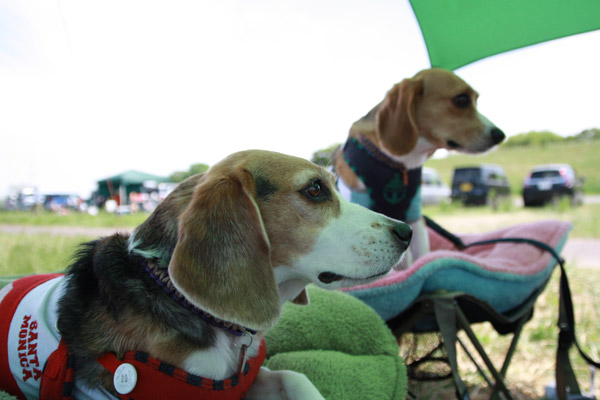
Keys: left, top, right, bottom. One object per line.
{"left": 504, "top": 128, "right": 600, "bottom": 147}
{"left": 169, "top": 163, "right": 209, "bottom": 183}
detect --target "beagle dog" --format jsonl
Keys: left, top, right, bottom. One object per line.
{"left": 0, "top": 150, "right": 411, "bottom": 399}
{"left": 332, "top": 68, "right": 504, "bottom": 265}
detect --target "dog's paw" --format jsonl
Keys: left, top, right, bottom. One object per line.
{"left": 247, "top": 367, "right": 325, "bottom": 400}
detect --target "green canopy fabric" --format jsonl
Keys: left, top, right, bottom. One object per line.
{"left": 98, "top": 170, "right": 170, "bottom": 187}
{"left": 410, "top": 0, "right": 600, "bottom": 70}
{"left": 96, "top": 170, "right": 170, "bottom": 201}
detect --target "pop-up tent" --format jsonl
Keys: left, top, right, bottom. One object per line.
{"left": 96, "top": 170, "right": 171, "bottom": 205}
{"left": 410, "top": 0, "right": 600, "bottom": 70}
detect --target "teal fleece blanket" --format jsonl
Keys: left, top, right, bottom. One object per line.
{"left": 264, "top": 285, "right": 407, "bottom": 400}
{"left": 344, "top": 220, "right": 572, "bottom": 321}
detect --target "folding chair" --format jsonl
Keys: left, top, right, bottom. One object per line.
{"left": 344, "top": 218, "right": 574, "bottom": 399}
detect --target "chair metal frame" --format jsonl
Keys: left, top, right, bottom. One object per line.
{"left": 386, "top": 286, "right": 546, "bottom": 400}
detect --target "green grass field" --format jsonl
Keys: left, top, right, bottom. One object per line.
{"left": 425, "top": 140, "right": 600, "bottom": 195}
{"left": 424, "top": 201, "right": 600, "bottom": 238}
{"left": 0, "top": 232, "right": 93, "bottom": 275}
{"left": 0, "top": 209, "right": 147, "bottom": 227}
{"left": 0, "top": 211, "right": 145, "bottom": 275}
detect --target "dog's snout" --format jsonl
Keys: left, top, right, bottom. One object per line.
{"left": 490, "top": 127, "right": 505, "bottom": 145}
{"left": 391, "top": 223, "right": 412, "bottom": 250}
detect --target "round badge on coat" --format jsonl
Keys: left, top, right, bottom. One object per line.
{"left": 114, "top": 363, "right": 137, "bottom": 394}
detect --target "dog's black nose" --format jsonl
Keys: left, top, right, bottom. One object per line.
{"left": 490, "top": 127, "right": 505, "bottom": 145}
{"left": 392, "top": 223, "right": 412, "bottom": 250}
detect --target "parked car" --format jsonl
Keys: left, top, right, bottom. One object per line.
{"left": 43, "top": 194, "right": 84, "bottom": 212}
{"left": 421, "top": 167, "right": 451, "bottom": 205}
{"left": 451, "top": 164, "right": 510, "bottom": 206}
{"left": 522, "top": 164, "right": 584, "bottom": 207}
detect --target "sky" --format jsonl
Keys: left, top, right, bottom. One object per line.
{"left": 1, "top": 0, "right": 599, "bottom": 198}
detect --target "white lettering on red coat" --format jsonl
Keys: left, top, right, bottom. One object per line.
{"left": 17, "top": 315, "right": 42, "bottom": 382}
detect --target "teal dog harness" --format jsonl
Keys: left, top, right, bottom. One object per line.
{"left": 339, "top": 135, "right": 422, "bottom": 222}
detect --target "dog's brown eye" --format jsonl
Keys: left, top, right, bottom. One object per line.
{"left": 307, "top": 182, "right": 322, "bottom": 198}
{"left": 452, "top": 94, "right": 470, "bottom": 109}
{"left": 302, "top": 180, "right": 329, "bottom": 202}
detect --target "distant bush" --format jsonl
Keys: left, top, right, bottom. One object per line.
{"left": 170, "top": 163, "right": 210, "bottom": 182}
{"left": 311, "top": 143, "right": 340, "bottom": 166}
{"left": 504, "top": 131, "right": 564, "bottom": 147}
{"left": 569, "top": 128, "right": 600, "bottom": 142}
{"left": 504, "top": 128, "right": 600, "bottom": 148}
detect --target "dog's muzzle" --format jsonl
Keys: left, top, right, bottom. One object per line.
{"left": 447, "top": 126, "right": 506, "bottom": 151}
{"left": 317, "top": 221, "right": 412, "bottom": 285}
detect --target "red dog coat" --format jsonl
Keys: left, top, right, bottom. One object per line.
{"left": 0, "top": 275, "right": 265, "bottom": 399}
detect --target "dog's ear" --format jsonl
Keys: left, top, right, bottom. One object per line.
{"left": 376, "top": 78, "right": 423, "bottom": 155}
{"left": 168, "top": 166, "right": 281, "bottom": 332}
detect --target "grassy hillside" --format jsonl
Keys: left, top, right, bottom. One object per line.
{"left": 425, "top": 140, "right": 600, "bottom": 194}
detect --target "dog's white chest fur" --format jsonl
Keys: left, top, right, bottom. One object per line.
{"left": 381, "top": 137, "right": 438, "bottom": 170}
{"left": 182, "top": 330, "right": 261, "bottom": 379}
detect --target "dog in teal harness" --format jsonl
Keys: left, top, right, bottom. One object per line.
{"left": 339, "top": 136, "right": 423, "bottom": 223}
{"left": 331, "top": 69, "right": 505, "bottom": 265}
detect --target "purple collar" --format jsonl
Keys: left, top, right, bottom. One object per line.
{"left": 143, "top": 262, "right": 257, "bottom": 337}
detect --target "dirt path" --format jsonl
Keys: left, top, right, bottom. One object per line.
{"left": 559, "top": 238, "right": 599, "bottom": 269}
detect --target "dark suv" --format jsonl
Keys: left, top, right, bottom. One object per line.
{"left": 451, "top": 164, "right": 510, "bottom": 205}
{"left": 522, "top": 164, "right": 583, "bottom": 207}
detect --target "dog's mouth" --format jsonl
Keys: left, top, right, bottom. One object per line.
{"left": 318, "top": 270, "right": 389, "bottom": 284}
{"left": 446, "top": 140, "right": 461, "bottom": 149}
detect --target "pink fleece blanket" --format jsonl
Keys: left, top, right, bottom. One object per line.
{"left": 344, "top": 220, "right": 572, "bottom": 321}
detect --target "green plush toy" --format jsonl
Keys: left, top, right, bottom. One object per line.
{"left": 265, "top": 285, "right": 407, "bottom": 400}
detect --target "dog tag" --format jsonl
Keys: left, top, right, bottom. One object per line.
{"left": 234, "top": 332, "right": 253, "bottom": 375}
{"left": 113, "top": 363, "right": 137, "bottom": 394}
